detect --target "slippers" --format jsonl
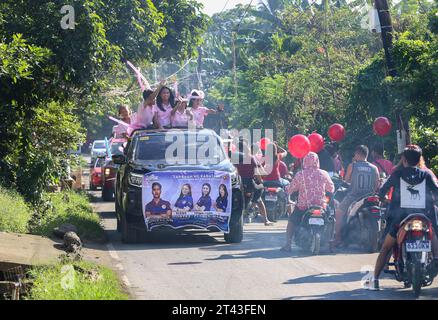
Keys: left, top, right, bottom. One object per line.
{"left": 264, "top": 221, "right": 274, "bottom": 226}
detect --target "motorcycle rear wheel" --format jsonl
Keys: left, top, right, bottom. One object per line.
{"left": 411, "top": 260, "right": 422, "bottom": 298}
{"left": 311, "top": 233, "right": 321, "bottom": 256}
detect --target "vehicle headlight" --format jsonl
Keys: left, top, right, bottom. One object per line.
{"left": 128, "top": 173, "right": 143, "bottom": 187}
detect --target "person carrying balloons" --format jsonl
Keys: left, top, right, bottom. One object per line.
{"left": 189, "top": 89, "right": 217, "bottom": 128}
{"left": 263, "top": 142, "right": 290, "bottom": 188}
{"left": 334, "top": 145, "right": 380, "bottom": 246}
{"left": 280, "top": 152, "right": 335, "bottom": 252}
{"left": 370, "top": 143, "right": 394, "bottom": 178}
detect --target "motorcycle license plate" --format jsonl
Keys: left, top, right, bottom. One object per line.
{"left": 265, "top": 194, "right": 277, "bottom": 202}
{"left": 309, "top": 218, "right": 324, "bottom": 226}
{"left": 406, "top": 240, "right": 431, "bottom": 252}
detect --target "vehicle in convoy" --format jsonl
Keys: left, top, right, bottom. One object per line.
{"left": 113, "top": 128, "right": 243, "bottom": 244}
{"left": 385, "top": 213, "right": 438, "bottom": 298}
{"left": 262, "top": 184, "right": 288, "bottom": 222}
{"left": 91, "top": 140, "right": 107, "bottom": 159}
{"left": 294, "top": 204, "right": 335, "bottom": 255}
{"left": 341, "top": 194, "right": 385, "bottom": 253}
{"left": 101, "top": 138, "right": 127, "bottom": 201}
{"left": 89, "top": 157, "right": 105, "bottom": 191}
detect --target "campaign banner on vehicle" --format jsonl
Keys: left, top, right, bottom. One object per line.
{"left": 142, "top": 171, "right": 232, "bottom": 232}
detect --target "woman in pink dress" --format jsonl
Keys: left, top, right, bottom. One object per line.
{"left": 154, "top": 86, "right": 175, "bottom": 129}
{"left": 131, "top": 80, "right": 165, "bottom": 131}
{"left": 188, "top": 89, "right": 216, "bottom": 128}
{"left": 171, "top": 97, "right": 193, "bottom": 128}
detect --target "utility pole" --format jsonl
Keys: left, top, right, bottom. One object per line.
{"left": 374, "top": 0, "right": 396, "bottom": 77}
{"left": 374, "top": 0, "right": 411, "bottom": 147}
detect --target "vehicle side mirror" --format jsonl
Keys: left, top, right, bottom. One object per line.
{"left": 112, "top": 154, "right": 127, "bottom": 165}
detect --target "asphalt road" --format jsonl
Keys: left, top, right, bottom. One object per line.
{"left": 89, "top": 195, "right": 438, "bottom": 300}
{"left": 81, "top": 154, "right": 437, "bottom": 300}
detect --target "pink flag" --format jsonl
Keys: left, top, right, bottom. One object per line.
{"left": 126, "top": 61, "right": 151, "bottom": 91}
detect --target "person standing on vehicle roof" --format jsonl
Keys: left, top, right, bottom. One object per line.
{"left": 112, "top": 104, "right": 132, "bottom": 138}
{"left": 334, "top": 145, "right": 380, "bottom": 246}
{"left": 189, "top": 89, "right": 217, "bottom": 128}
{"left": 171, "top": 96, "right": 193, "bottom": 128}
{"left": 133, "top": 80, "right": 165, "bottom": 129}
{"left": 234, "top": 138, "right": 274, "bottom": 226}
{"left": 154, "top": 86, "right": 175, "bottom": 129}
{"left": 280, "top": 152, "right": 334, "bottom": 252}
{"left": 366, "top": 145, "right": 438, "bottom": 290}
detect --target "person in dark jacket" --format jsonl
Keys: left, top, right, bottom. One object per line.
{"left": 366, "top": 145, "right": 438, "bottom": 290}
{"left": 317, "top": 145, "right": 335, "bottom": 173}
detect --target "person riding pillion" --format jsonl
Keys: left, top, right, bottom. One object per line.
{"left": 366, "top": 145, "right": 438, "bottom": 290}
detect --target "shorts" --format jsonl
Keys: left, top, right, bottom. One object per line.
{"left": 338, "top": 194, "right": 363, "bottom": 214}
{"left": 387, "top": 208, "right": 438, "bottom": 239}
{"left": 288, "top": 207, "right": 307, "bottom": 225}
{"left": 242, "top": 177, "right": 263, "bottom": 203}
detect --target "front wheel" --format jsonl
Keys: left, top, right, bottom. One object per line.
{"left": 102, "top": 186, "right": 114, "bottom": 201}
{"left": 224, "top": 214, "right": 243, "bottom": 243}
{"left": 311, "top": 232, "right": 321, "bottom": 255}
{"left": 364, "top": 217, "right": 379, "bottom": 253}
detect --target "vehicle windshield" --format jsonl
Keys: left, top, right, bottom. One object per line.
{"left": 94, "top": 157, "right": 105, "bottom": 167}
{"left": 94, "top": 141, "right": 106, "bottom": 149}
{"left": 133, "top": 131, "right": 227, "bottom": 166}
{"left": 111, "top": 142, "right": 124, "bottom": 156}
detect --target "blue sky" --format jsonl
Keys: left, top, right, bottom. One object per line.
{"left": 199, "top": 0, "right": 256, "bottom": 16}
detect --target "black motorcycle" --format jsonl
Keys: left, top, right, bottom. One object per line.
{"left": 341, "top": 194, "right": 385, "bottom": 253}
{"left": 294, "top": 205, "right": 335, "bottom": 255}
{"left": 262, "top": 181, "right": 288, "bottom": 222}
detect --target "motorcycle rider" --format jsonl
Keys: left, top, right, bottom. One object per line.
{"left": 334, "top": 145, "right": 380, "bottom": 246}
{"left": 367, "top": 145, "right": 438, "bottom": 290}
{"left": 280, "top": 152, "right": 334, "bottom": 252}
{"left": 371, "top": 143, "right": 394, "bottom": 178}
{"left": 234, "top": 137, "right": 274, "bottom": 226}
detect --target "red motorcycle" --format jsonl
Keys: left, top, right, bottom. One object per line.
{"left": 386, "top": 213, "right": 438, "bottom": 297}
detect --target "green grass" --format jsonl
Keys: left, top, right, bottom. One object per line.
{"left": 27, "top": 260, "right": 128, "bottom": 300}
{"left": 32, "top": 190, "right": 105, "bottom": 242}
{"left": 0, "top": 186, "right": 32, "bottom": 233}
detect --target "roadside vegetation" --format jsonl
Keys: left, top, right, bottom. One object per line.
{"left": 0, "top": 186, "right": 32, "bottom": 233}
{"left": 30, "top": 190, "right": 105, "bottom": 242}
{"left": 0, "top": 187, "right": 104, "bottom": 242}
{"left": 27, "top": 260, "right": 128, "bottom": 300}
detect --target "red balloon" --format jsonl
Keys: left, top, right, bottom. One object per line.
{"left": 328, "top": 124, "right": 345, "bottom": 142}
{"left": 373, "top": 117, "right": 392, "bottom": 136}
{"left": 259, "top": 137, "right": 271, "bottom": 151}
{"left": 308, "top": 133, "right": 324, "bottom": 153}
{"left": 288, "top": 135, "right": 311, "bottom": 159}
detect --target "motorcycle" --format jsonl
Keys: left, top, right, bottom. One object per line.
{"left": 242, "top": 179, "right": 260, "bottom": 223}
{"left": 294, "top": 205, "right": 335, "bottom": 255}
{"left": 262, "top": 182, "right": 288, "bottom": 222}
{"left": 385, "top": 213, "right": 438, "bottom": 298}
{"left": 341, "top": 194, "right": 385, "bottom": 253}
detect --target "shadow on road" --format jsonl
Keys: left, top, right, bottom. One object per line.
{"left": 283, "top": 285, "right": 438, "bottom": 300}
